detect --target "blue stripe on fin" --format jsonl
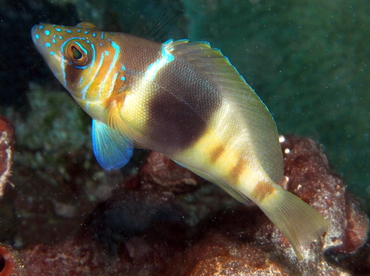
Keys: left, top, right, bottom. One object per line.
{"left": 92, "top": 120, "right": 133, "bottom": 171}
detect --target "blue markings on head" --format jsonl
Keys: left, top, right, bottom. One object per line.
{"left": 121, "top": 65, "right": 126, "bottom": 71}
{"left": 77, "top": 29, "right": 81, "bottom": 33}
{"left": 50, "top": 51, "right": 55, "bottom": 56}
{"left": 56, "top": 28, "right": 61, "bottom": 32}
{"left": 66, "top": 29, "right": 72, "bottom": 34}
{"left": 45, "top": 43, "right": 51, "bottom": 48}
{"left": 84, "top": 31, "right": 89, "bottom": 35}
{"left": 92, "top": 33, "right": 97, "bottom": 38}
{"left": 35, "top": 34, "right": 39, "bottom": 39}
{"left": 120, "top": 76, "right": 126, "bottom": 81}
{"left": 100, "top": 32, "right": 104, "bottom": 39}
{"left": 45, "top": 30, "right": 50, "bottom": 36}
{"left": 111, "top": 41, "right": 121, "bottom": 67}
{"left": 105, "top": 50, "right": 109, "bottom": 56}
{"left": 39, "top": 25, "right": 44, "bottom": 29}
{"left": 99, "top": 43, "right": 103, "bottom": 47}
{"left": 59, "top": 36, "right": 63, "bottom": 40}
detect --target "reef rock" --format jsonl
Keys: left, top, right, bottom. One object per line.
{"left": 0, "top": 135, "right": 369, "bottom": 275}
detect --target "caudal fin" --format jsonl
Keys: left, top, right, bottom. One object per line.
{"left": 259, "top": 186, "right": 328, "bottom": 259}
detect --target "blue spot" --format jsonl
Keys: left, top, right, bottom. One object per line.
{"left": 39, "top": 25, "right": 44, "bottom": 29}
{"left": 45, "top": 43, "right": 51, "bottom": 48}
{"left": 108, "top": 38, "right": 111, "bottom": 42}
{"left": 77, "top": 29, "right": 81, "bottom": 33}
{"left": 50, "top": 51, "right": 55, "bottom": 56}
{"left": 92, "top": 33, "right": 97, "bottom": 37}
{"left": 66, "top": 29, "right": 72, "bottom": 33}
{"left": 121, "top": 65, "right": 126, "bottom": 71}
{"left": 84, "top": 31, "right": 89, "bottom": 35}
{"left": 56, "top": 28, "right": 61, "bottom": 32}
{"left": 35, "top": 34, "right": 39, "bottom": 39}
{"left": 99, "top": 43, "right": 103, "bottom": 46}
{"left": 59, "top": 36, "right": 63, "bottom": 40}
{"left": 110, "top": 32, "right": 114, "bottom": 35}
{"left": 100, "top": 32, "right": 104, "bottom": 39}
{"left": 120, "top": 76, "right": 126, "bottom": 81}
{"left": 105, "top": 50, "right": 109, "bottom": 56}
{"left": 86, "top": 40, "right": 90, "bottom": 43}
{"left": 45, "top": 30, "right": 50, "bottom": 36}
{"left": 52, "top": 24, "right": 56, "bottom": 27}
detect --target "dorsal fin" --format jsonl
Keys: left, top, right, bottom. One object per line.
{"left": 166, "top": 40, "right": 283, "bottom": 183}
{"left": 77, "top": 22, "right": 99, "bottom": 29}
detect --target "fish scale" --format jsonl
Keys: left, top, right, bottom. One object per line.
{"left": 31, "top": 22, "right": 328, "bottom": 259}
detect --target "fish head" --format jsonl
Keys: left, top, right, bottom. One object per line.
{"left": 31, "top": 22, "right": 122, "bottom": 120}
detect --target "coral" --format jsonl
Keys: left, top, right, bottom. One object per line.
{"left": 0, "top": 116, "right": 14, "bottom": 199}
{"left": 280, "top": 135, "right": 369, "bottom": 255}
{"left": 140, "top": 151, "right": 206, "bottom": 193}
{"left": 1, "top": 135, "right": 367, "bottom": 275}
{"left": 0, "top": 244, "right": 26, "bottom": 276}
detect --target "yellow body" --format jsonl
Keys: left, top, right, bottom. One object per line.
{"left": 32, "top": 22, "right": 328, "bottom": 258}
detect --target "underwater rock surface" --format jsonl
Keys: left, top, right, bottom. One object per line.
{"left": 0, "top": 134, "right": 369, "bottom": 275}
{"left": 0, "top": 116, "right": 14, "bottom": 199}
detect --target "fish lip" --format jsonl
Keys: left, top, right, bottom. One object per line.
{"left": 31, "top": 24, "right": 43, "bottom": 52}
{"left": 31, "top": 23, "right": 65, "bottom": 86}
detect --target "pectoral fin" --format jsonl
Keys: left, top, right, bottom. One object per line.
{"left": 92, "top": 119, "right": 133, "bottom": 171}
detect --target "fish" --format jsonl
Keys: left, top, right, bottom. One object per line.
{"left": 31, "top": 22, "right": 328, "bottom": 258}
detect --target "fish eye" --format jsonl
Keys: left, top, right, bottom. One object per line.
{"left": 65, "top": 40, "right": 92, "bottom": 68}
{"left": 72, "top": 46, "right": 82, "bottom": 59}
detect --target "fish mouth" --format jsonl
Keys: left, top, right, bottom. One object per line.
{"left": 31, "top": 24, "right": 65, "bottom": 85}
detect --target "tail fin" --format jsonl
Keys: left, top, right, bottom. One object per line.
{"left": 259, "top": 186, "right": 328, "bottom": 259}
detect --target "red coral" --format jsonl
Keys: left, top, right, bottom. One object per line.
{"left": 0, "top": 244, "right": 26, "bottom": 276}
{"left": 0, "top": 116, "right": 15, "bottom": 198}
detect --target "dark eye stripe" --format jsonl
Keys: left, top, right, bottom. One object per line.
{"left": 72, "top": 46, "right": 82, "bottom": 59}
